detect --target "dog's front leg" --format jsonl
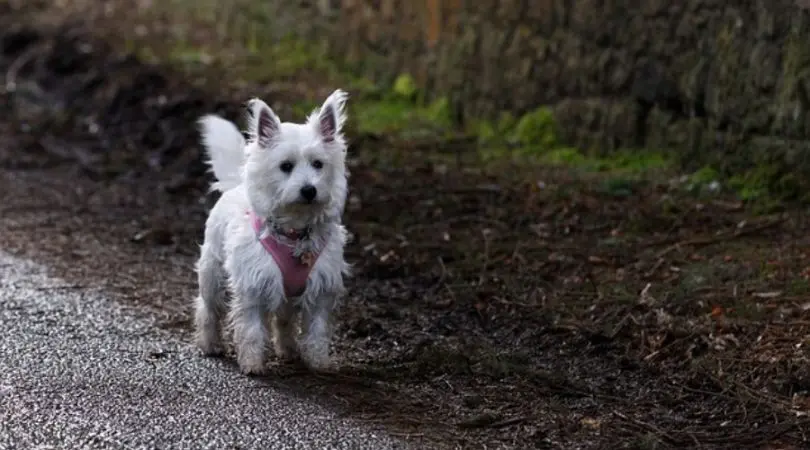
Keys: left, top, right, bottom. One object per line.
{"left": 229, "top": 278, "right": 284, "bottom": 376}
{"left": 271, "top": 300, "right": 299, "bottom": 361}
{"left": 299, "top": 294, "right": 337, "bottom": 371}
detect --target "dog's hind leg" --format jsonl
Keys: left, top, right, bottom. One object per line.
{"left": 194, "top": 245, "right": 227, "bottom": 356}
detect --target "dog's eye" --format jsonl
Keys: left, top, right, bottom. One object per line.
{"left": 312, "top": 160, "right": 324, "bottom": 170}
{"left": 280, "top": 161, "right": 294, "bottom": 173}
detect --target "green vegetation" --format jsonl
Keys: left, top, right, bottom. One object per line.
{"left": 351, "top": 84, "right": 453, "bottom": 138}
{"left": 682, "top": 162, "right": 805, "bottom": 211}
{"left": 471, "top": 105, "right": 672, "bottom": 179}
{"left": 119, "top": 1, "right": 454, "bottom": 139}
{"left": 112, "top": 0, "right": 805, "bottom": 208}
{"left": 512, "top": 107, "right": 558, "bottom": 149}
{"left": 392, "top": 74, "right": 418, "bottom": 100}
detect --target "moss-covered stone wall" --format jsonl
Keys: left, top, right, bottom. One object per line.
{"left": 269, "top": 0, "right": 810, "bottom": 176}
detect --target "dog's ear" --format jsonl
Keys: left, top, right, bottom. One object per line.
{"left": 247, "top": 98, "right": 281, "bottom": 149}
{"left": 315, "top": 89, "right": 348, "bottom": 144}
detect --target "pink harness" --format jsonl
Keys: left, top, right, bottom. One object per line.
{"left": 248, "top": 211, "right": 320, "bottom": 298}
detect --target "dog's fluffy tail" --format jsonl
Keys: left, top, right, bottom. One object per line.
{"left": 198, "top": 115, "right": 246, "bottom": 192}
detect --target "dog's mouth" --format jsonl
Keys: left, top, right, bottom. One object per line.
{"left": 293, "top": 196, "right": 328, "bottom": 207}
{"left": 278, "top": 200, "right": 328, "bottom": 218}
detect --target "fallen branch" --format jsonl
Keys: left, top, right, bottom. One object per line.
{"left": 654, "top": 218, "right": 786, "bottom": 259}
{"left": 456, "top": 413, "right": 530, "bottom": 429}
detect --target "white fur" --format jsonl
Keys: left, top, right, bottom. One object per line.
{"left": 194, "top": 90, "right": 351, "bottom": 375}
{"left": 198, "top": 115, "right": 246, "bottom": 192}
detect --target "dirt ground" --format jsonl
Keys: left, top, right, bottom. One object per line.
{"left": 2, "top": 5, "right": 810, "bottom": 450}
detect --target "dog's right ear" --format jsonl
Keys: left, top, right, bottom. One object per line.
{"left": 246, "top": 98, "right": 281, "bottom": 149}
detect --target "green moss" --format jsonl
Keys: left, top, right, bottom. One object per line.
{"left": 474, "top": 106, "right": 559, "bottom": 159}
{"left": 354, "top": 100, "right": 415, "bottom": 134}
{"left": 471, "top": 105, "right": 672, "bottom": 174}
{"left": 350, "top": 95, "right": 452, "bottom": 137}
{"left": 536, "top": 148, "right": 671, "bottom": 175}
{"left": 683, "top": 166, "right": 722, "bottom": 195}
{"left": 471, "top": 120, "right": 497, "bottom": 144}
{"left": 728, "top": 174, "right": 768, "bottom": 201}
{"left": 602, "top": 151, "right": 671, "bottom": 172}
{"left": 497, "top": 112, "right": 517, "bottom": 134}
{"left": 511, "top": 107, "right": 558, "bottom": 148}
{"left": 727, "top": 165, "right": 800, "bottom": 204}
{"left": 392, "top": 73, "right": 418, "bottom": 100}
{"left": 425, "top": 97, "right": 452, "bottom": 125}
{"left": 675, "top": 163, "right": 809, "bottom": 212}
{"left": 541, "top": 148, "right": 587, "bottom": 166}
{"left": 470, "top": 112, "right": 517, "bottom": 146}
{"left": 703, "top": 164, "right": 809, "bottom": 213}
{"left": 690, "top": 166, "right": 720, "bottom": 185}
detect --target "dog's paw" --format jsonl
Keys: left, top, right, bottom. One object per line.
{"left": 240, "top": 363, "right": 268, "bottom": 376}
{"left": 236, "top": 338, "right": 268, "bottom": 375}
{"left": 299, "top": 344, "right": 334, "bottom": 371}
{"left": 273, "top": 340, "right": 300, "bottom": 362}
{"left": 303, "top": 355, "right": 336, "bottom": 372}
{"left": 273, "top": 328, "right": 300, "bottom": 362}
{"left": 195, "top": 335, "right": 225, "bottom": 357}
{"left": 238, "top": 354, "right": 268, "bottom": 376}
{"left": 198, "top": 343, "right": 225, "bottom": 357}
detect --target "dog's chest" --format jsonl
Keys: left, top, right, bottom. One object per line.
{"left": 264, "top": 243, "right": 317, "bottom": 298}
{"left": 247, "top": 212, "right": 320, "bottom": 297}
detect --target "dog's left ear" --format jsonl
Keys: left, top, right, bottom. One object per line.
{"left": 315, "top": 89, "right": 348, "bottom": 144}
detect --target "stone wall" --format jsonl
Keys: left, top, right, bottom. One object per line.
{"left": 277, "top": 0, "right": 810, "bottom": 174}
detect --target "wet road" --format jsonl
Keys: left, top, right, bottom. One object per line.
{"left": 0, "top": 252, "right": 413, "bottom": 450}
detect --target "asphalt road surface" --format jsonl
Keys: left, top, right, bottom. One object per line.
{"left": 0, "top": 252, "right": 413, "bottom": 450}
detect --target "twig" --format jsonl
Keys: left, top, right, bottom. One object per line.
{"left": 34, "top": 284, "right": 85, "bottom": 291}
{"left": 654, "top": 218, "right": 786, "bottom": 259}
{"left": 478, "top": 229, "right": 491, "bottom": 284}
{"left": 612, "top": 410, "right": 675, "bottom": 443}
{"left": 387, "top": 432, "right": 425, "bottom": 438}
{"left": 432, "top": 256, "right": 447, "bottom": 290}
{"left": 457, "top": 413, "right": 530, "bottom": 429}
{"left": 643, "top": 257, "right": 666, "bottom": 279}
{"left": 5, "top": 42, "right": 46, "bottom": 92}
{"left": 487, "top": 416, "right": 530, "bottom": 429}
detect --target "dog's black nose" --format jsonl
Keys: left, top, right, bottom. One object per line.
{"left": 300, "top": 185, "right": 317, "bottom": 202}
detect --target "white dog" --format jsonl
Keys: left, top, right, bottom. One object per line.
{"left": 193, "top": 90, "right": 351, "bottom": 375}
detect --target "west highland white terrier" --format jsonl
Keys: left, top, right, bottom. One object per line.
{"left": 194, "top": 90, "right": 351, "bottom": 375}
